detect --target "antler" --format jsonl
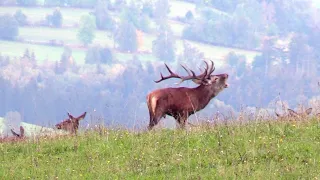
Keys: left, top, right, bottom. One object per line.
{"left": 154, "top": 60, "right": 215, "bottom": 84}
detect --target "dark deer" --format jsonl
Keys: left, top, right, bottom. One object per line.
{"left": 147, "top": 60, "right": 229, "bottom": 130}
{"left": 0, "top": 126, "right": 25, "bottom": 143}
{"left": 55, "top": 112, "right": 87, "bottom": 134}
{"left": 11, "top": 126, "right": 25, "bottom": 138}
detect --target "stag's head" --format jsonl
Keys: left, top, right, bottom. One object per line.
{"left": 154, "top": 60, "right": 229, "bottom": 90}
{"left": 55, "top": 112, "right": 87, "bottom": 133}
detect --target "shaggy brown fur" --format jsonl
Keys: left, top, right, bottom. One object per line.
{"left": 147, "top": 61, "right": 229, "bottom": 130}
{"left": 55, "top": 112, "right": 87, "bottom": 134}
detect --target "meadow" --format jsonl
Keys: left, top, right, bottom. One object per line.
{"left": 1, "top": 119, "right": 320, "bottom": 179}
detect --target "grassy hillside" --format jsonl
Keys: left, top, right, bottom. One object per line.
{"left": 1, "top": 119, "right": 320, "bottom": 179}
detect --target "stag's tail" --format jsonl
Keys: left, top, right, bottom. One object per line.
{"left": 147, "top": 94, "right": 156, "bottom": 130}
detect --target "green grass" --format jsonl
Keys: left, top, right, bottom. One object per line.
{"left": 1, "top": 119, "right": 320, "bottom": 179}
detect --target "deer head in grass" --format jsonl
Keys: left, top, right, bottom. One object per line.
{"left": 55, "top": 112, "right": 87, "bottom": 134}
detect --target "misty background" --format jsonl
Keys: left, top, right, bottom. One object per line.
{"left": 1, "top": 0, "right": 320, "bottom": 134}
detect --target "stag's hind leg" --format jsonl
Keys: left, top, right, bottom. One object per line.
{"left": 147, "top": 96, "right": 163, "bottom": 130}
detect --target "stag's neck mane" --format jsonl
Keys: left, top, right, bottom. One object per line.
{"left": 179, "top": 84, "right": 218, "bottom": 111}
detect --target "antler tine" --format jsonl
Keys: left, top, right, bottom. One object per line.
{"left": 206, "top": 60, "right": 215, "bottom": 78}
{"left": 181, "top": 64, "right": 192, "bottom": 76}
{"left": 154, "top": 61, "right": 214, "bottom": 84}
{"left": 154, "top": 63, "right": 181, "bottom": 83}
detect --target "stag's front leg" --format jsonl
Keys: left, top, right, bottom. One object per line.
{"left": 176, "top": 113, "right": 188, "bottom": 129}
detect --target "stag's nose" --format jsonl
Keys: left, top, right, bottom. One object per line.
{"left": 223, "top": 74, "right": 229, "bottom": 78}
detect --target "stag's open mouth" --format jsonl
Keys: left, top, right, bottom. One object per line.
{"left": 223, "top": 74, "right": 229, "bottom": 88}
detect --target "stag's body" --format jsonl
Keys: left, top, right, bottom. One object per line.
{"left": 275, "top": 108, "right": 312, "bottom": 120}
{"left": 147, "top": 61, "right": 228, "bottom": 130}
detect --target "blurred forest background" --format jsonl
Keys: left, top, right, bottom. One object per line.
{"left": 1, "top": 0, "right": 320, "bottom": 129}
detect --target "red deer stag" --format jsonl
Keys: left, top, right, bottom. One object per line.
{"left": 275, "top": 108, "right": 312, "bottom": 120}
{"left": 55, "top": 112, "right": 87, "bottom": 134}
{"left": 147, "top": 60, "right": 229, "bottom": 130}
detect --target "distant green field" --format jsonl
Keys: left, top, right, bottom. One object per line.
{"left": 0, "top": 3, "right": 260, "bottom": 64}
{"left": 0, "top": 40, "right": 157, "bottom": 64}
{"left": 15, "top": 27, "right": 260, "bottom": 62}
{"left": 0, "top": 40, "right": 86, "bottom": 63}
{"left": 0, "top": 6, "right": 91, "bottom": 26}
{"left": 175, "top": 40, "right": 261, "bottom": 63}
{"left": 19, "top": 27, "right": 115, "bottom": 46}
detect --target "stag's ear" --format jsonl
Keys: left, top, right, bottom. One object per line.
{"left": 191, "top": 79, "right": 203, "bottom": 85}
{"left": 68, "top": 112, "right": 75, "bottom": 119}
{"left": 77, "top": 112, "right": 87, "bottom": 121}
{"left": 204, "top": 76, "right": 219, "bottom": 85}
{"left": 305, "top": 108, "right": 312, "bottom": 115}
{"left": 20, "top": 126, "right": 25, "bottom": 137}
{"left": 288, "top": 109, "right": 298, "bottom": 117}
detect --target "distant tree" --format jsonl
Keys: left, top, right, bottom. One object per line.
{"left": 60, "top": 46, "right": 73, "bottom": 72}
{"left": 177, "top": 41, "right": 204, "bottom": 65}
{"left": 154, "top": 0, "right": 170, "bottom": 21}
{"left": 16, "top": 0, "right": 37, "bottom": 6}
{"left": 14, "top": 10, "right": 28, "bottom": 26}
{"left": 30, "top": 51, "right": 36, "bottom": 62}
{"left": 225, "top": 52, "right": 246, "bottom": 77}
{"left": 141, "top": 1, "right": 154, "bottom": 18}
{"left": 184, "top": 10, "right": 194, "bottom": 22}
{"left": 23, "top": 48, "right": 30, "bottom": 59}
{"left": 110, "top": 0, "right": 126, "bottom": 11}
{"left": 208, "top": 0, "right": 239, "bottom": 13}
{"left": 0, "top": 0, "right": 16, "bottom": 5}
{"left": 120, "top": 1, "right": 150, "bottom": 32}
{"left": 115, "top": 20, "right": 138, "bottom": 52}
{"left": 0, "top": 14, "right": 19, "bottom": 40}
{"left": 46, "top": 8, "right": 63, "bottom": 28}
{"left": 77, "top": 14, "right": 96, "bottom": 46}
{"left": 99, "top": 47, "right": 113, "bottom": 64}
{"left": 152, "top": 23, "right": 175, "bottom": 62}
{"left": 51, "top": 8, "right": 63, "bottom": 27}
{"left": 54, "top": 60, "right": 61, "bottom": 74}
{"left": 85, "top": 45, "right": 113, "bottom": 64}
{"left": 94, "top": 0, "right": 114, "bottom": 30}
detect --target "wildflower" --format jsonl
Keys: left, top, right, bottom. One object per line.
{"left": 80, "top": 174, "right": 83, "bottom": 177}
